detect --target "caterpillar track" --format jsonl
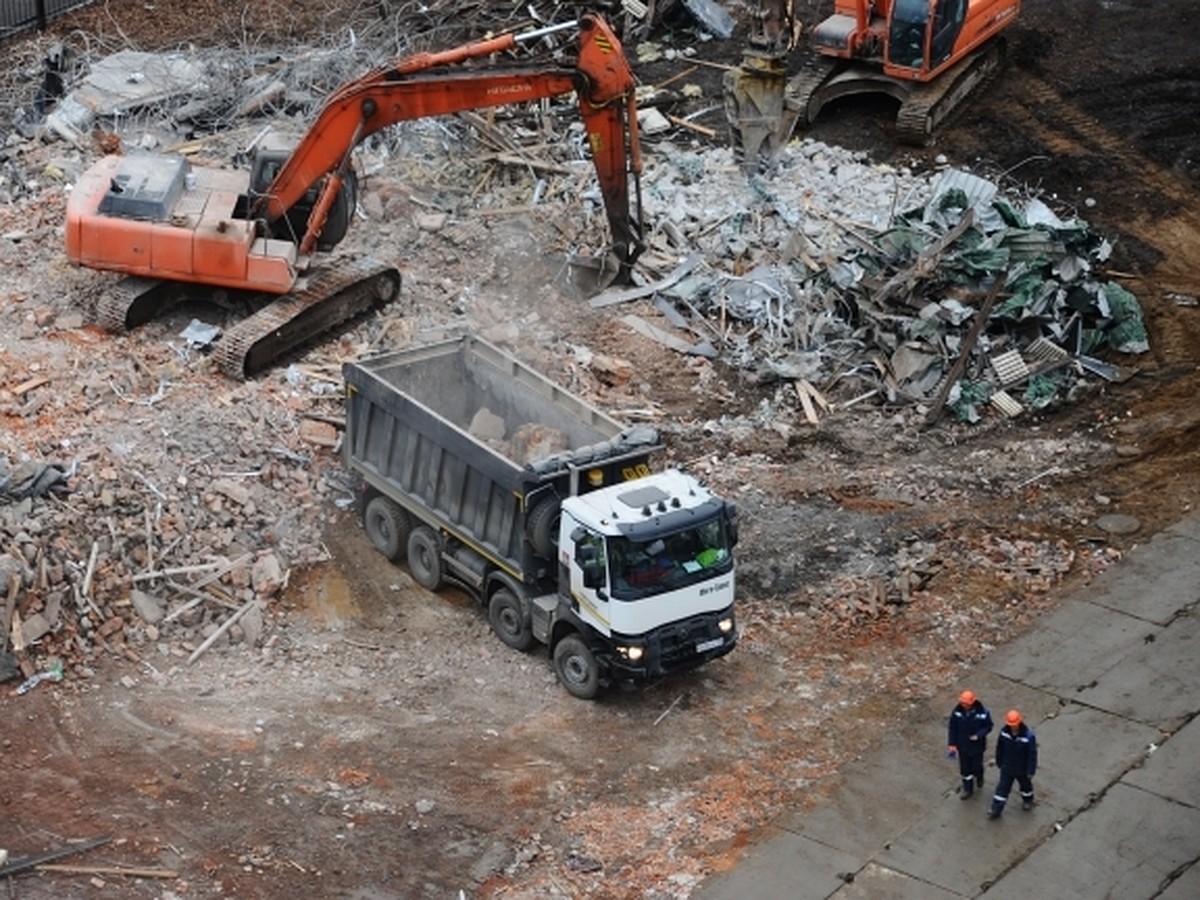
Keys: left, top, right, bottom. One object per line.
{"left": 94, "top": 256, "right": 402, "bottom": 380}
{"left": 787, "top": 39, "right": 1006, "bottom": 146}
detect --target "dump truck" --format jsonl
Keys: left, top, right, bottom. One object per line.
{"left": 342, "top": 335, "right": 739, "bottom": 699}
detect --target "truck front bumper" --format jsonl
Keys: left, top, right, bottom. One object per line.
{"left": 608, "top": 607, "right": 737, "bottom": 683}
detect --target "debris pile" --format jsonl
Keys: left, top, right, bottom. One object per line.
{"left": 614, "top": 143, "right": 1146, "bottom": 424}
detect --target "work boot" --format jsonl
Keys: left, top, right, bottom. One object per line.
{"left": 987, "top": 805, "right": 1002, "bottom": 819}
{"left": 1022, "top": 797, "right": 1034, "bottom": 811}
{"left": 960, "top": 787, "right": 974, "bottom": 800}
{"left": 976, "top": 774, "right": 984, "bottom": 791}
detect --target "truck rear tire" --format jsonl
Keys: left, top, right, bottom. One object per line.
{"left": 553, "top": 634, "right": 600, "bottom": 700}
{"left": 489, "top": 588, "right": 534, "bottom": 651}
{"left": 364, "top": 496, "right": 411, "bottom": 562}
{"left": 406, "top": 525, "right": 443, "bottom": 591}
{"left": 526, "top": 498, "right": 560, "bottom": 559}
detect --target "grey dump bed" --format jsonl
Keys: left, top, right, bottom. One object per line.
{"left": 343, "top": 335, "right": 660, "bottom": 574}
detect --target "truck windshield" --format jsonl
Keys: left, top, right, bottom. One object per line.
{"left": 888, "top": 0, "right": 930, "bottom": 70}
{"left": 608, "top": 519, "right": 732, "bottom": 600}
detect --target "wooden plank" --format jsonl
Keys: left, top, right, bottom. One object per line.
{"left": 922, "top": 274, "right": 1005, "bottom": 428}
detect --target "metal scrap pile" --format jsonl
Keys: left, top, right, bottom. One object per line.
{"left": 627, "top": 141, "right": 1146, "bottom": 424}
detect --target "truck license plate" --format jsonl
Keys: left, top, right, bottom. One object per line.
{"left": 696, "top": 637, "right": 723, "bottom": 653}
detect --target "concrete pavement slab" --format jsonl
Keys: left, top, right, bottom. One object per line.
{"left": 1157, "top": 860, "right": 1200, "bottom": 900}
{"left": 1030, "top": 702, "right": 1161, "bottom": 811}
{"left": 695, "top": 825, "right": 863, "bottom": 900}
{"left": 977, "top": 782, "right": 1200, "bottom": 899}
{"left": 1163, "top": 510, "right": 1200, "bottom": 544}
{"left": 1122, "top": 715, "right": 1200, "bottom": 808}
{"left": 772, "top": 741, "right": 947, "bottom": 857}
{"left": 828, "top": 861, "right": 962, "bottom": 899}
{"left": 1077, "top": 529, "right": 1200, "bottom": 624}
{"left": 873, "top": 786, "right": 1059, "bottom": 894}
{"left": 1070, "top": 611, "right": 1200, "bottom": 728}
{"left": 985, "top": 600, "right": 1160, "bottom": 696}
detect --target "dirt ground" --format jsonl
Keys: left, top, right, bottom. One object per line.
{"left": 2, "top": 1, "right": 1199, "bottom": 898}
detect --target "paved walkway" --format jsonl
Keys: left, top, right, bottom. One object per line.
{"left": 697, "top": 511, "right": 1200, "bottom": 899}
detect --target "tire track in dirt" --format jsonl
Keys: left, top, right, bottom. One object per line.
{"left": 995, "top": 72, "right": 1200, "bottom": 272}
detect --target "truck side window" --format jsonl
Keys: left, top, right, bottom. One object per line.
{"left": 576, "top": 532, "right": 607, "bottom": 590}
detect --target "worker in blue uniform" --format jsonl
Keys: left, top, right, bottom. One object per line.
{"left": 988, "top": 709, "right": 1038, "bottom": 818}
{"left": 947, "top": 689, "right": 993, "bottom": 799}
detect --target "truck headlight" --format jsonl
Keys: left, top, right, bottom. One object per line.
{"left": 617, "top": 644, "right": 644, "bottom": 662}
{"left": 718, "top": 617, "right": 734, "bottom": 634}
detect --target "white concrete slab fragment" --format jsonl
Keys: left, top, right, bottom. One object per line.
{"left": 775, "top": 743, "right": 947, "bottom": 857}
{"left": 874, "top": 788, "right": 1061, "bottom": 894}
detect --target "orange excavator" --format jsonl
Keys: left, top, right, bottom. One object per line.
{"left": 65, "top": 14, "right": 644, "bottom": 378}
{"left": 794, "top": 0, "right": 1020, "bottom": 143}
{"left": 726, "top": 0, "right": 1019, "bottom": 154}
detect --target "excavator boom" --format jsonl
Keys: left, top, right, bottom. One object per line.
{"left": 64, "top": 14, "right": 644, "bottom": 378}
{"left": 254, "top": 15, "right": 643, "bottom": 264}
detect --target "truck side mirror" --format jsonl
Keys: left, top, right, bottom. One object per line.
{"left": 726, "top": 503, "right": 739, "bottom": 547}
{"left": 581, "top": 560, "right": 604, "bottom": 590}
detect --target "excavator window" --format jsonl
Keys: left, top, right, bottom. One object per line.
{"left": 888, "top": 0, "right": 931, "bottom": 70}
{"left": 931, "top": 0, "right": 968, "bottom": 67}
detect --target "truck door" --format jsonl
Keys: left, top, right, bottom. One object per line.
{"left": 566, "top": 524, "right": 612, "bottom": 636}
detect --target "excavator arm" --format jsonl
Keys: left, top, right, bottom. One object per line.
{"left": 251, "top": 14, "right": 644, "bottom": 276}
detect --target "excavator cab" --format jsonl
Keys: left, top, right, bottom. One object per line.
{"left": 234, "top": 133, "right": 357, "bottom": 253}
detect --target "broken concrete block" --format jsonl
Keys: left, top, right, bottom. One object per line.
{"left": 251, "top": 553, "right": 284, "bottom": 597}
{"left": 131, "top": 589, "right": 166, "bottom": 624}
{"left": 21, "top": 612, "right": 52, "bottom": 644}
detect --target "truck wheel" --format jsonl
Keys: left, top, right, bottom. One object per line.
{"left": 553, "top": 634, "right": 600, "bottom": 700}
{"left": 406, "top": 525, "right": 443, "bottom": 591}
{"left": 489, "top": 589, "right": 534, "bottom": 651}
{"left": 526, "top": 498, "right": 560, "bottom": 559}
{"left": 364, "top": 496, "right": 410, "bottom": 562}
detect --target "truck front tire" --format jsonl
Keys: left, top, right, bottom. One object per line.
{"left": 553, "top": 634, "right": 601, "bottom": 700}
{"left": 489, "top": 588, "right": 534, "bottom": 651}
{"left": 364, "top": 496, "right": 411, "bottom": 562}
{"left": 406, "top": 525, "right": 443, "bottom": 590}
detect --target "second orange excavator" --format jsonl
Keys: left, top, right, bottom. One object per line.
{"left": 726, "top": 0, "right": 1020, "bottom": 156}
{"left": 65, "top": 14, "right": 644, "bottom": 378}
{"left": 795, "top": 0, "right": 1021, "bottom": 144}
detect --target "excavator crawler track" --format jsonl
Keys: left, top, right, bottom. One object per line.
{"left": 214, "top": 257, "right": 402, "bottom": 380}
{"left": 93, "top": 257, "right": 401, "bottom": 380}
{"left": 895, "top": 39, "right": 1007, "bottom": 145}
{"left": 786, "top": 39, "right": 1006, "bottom": 146}
{"left": 96, "top": 276, "right": 181, "bottom": 333}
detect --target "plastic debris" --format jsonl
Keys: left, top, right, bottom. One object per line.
{"left": 15, "top": 660, "right": 64, "bottom": 695}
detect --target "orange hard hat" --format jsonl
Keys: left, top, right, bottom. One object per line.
{"left": 959, "top": 690, "right": 975, "bottom": 706}
{"left": 1005, "top": 709, "right": 1023, "bottom": 727}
